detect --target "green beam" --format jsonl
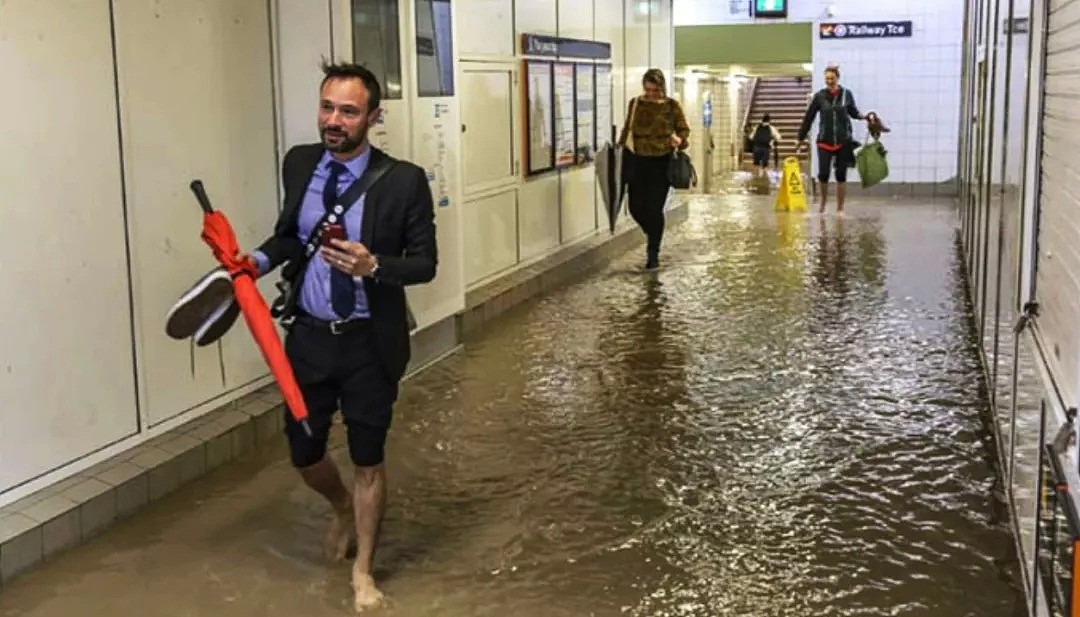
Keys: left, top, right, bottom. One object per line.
{"left": 675, "top": 23, "right": 813, "bottom": 66}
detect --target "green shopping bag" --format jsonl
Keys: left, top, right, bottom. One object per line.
{"left": 856, "top": 139, "right": 889, "bottom": 188}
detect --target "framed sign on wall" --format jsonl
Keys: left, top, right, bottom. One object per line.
{"left": 574, "top": 64, "right": 595, "bottom": 164}
{"left": 552, "top": 62, "right": 577, "bottom": 168}
{"left": 594, "top": 64, "right": 613, "bottom": 149}
{"left": 525, "top": 60, "right": 554, "bottom": 175}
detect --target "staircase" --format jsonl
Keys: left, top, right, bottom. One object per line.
{"left": 742, "top": 77, "right": 812, "bottom": 169}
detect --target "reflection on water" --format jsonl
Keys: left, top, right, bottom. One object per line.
{"left": 0, "top": 197, "right": 1024, "bottom": 617}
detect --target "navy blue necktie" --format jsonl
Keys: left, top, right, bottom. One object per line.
{"left": 324, "top": 162, "right": 355, "bottom": 319}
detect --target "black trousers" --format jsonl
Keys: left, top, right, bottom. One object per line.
{"left": 817, "top": 145, "right": 851, "bottom": 184}
{"left": 283, "top": 316, "right": 399, "bottom": 468}
{"left": 625, "top": 152, "right": 671, "bottom": 256}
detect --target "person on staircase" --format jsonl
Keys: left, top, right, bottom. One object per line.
{"left": 618, "top": 68, "right": 691, "bottom": 270}
{"left": 796, "top": 65, "right": 867, "bottom": 214}
{"left": 750, "top": 113, "right": 782, "bottom": 178}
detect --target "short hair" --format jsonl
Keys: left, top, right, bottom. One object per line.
{"left": 824, "top": 65, "right": 840, "bottom": 78}
{"left": 319, "top": 60, "right": 382, "bottom": 111}
{"left": 762, "top": 113, "right": 772, "bottom": 122}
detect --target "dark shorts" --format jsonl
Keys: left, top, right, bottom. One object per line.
{"left": 817, "top": 146, "right": 850, "bottom": 183}
{"left": 283, "top": 316, "right": 399, "bottom": 468}
{"left": 752, "top": 146, "right": 770, "bottom": 166}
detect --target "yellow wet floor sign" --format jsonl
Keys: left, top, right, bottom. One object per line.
{"left": 775, "top": 156, "right": 807, "bottom": 211}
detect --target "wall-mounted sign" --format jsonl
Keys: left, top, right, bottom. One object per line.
{"left": 819, "top": 21, "right": 913, "bottom": 39}
{"left": 552, "top": 63, "right": 577, "bottom": 167}
{"left": 522, "top": 34, "right": 612, "bottom": 60}
{"left": 753, "top": 0, "right": 787, "bottom": 18}
{"left": 595, "top": 65, "right": 613, "bottom": 149}
{"left": 574, "top": 64, "right": 595, "bottom": 163}
{"left": 525, "top": 61, "right": 555, "bottom": 175}
{"left": 1004, "top": 17, "right": 1029, "bottom": 34}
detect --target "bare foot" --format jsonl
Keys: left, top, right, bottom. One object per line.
{"left": 324, "top": 506, "right": 355, "bottom": 562}
{"left": 352, "top": 570, "right": 385, "bottom": 612}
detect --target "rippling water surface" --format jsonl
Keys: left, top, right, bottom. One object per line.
{"left": 0, "top": 197, "right": 1024, "bottom": 617}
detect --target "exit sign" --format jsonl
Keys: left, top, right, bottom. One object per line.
{"left": 754, "top": 0, "right": 787, "bottom": 17}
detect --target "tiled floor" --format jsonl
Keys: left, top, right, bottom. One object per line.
{"left": 0, "top": 384, "right": 285, "bottom": 587}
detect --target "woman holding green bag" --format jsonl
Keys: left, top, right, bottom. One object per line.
{"left": 796, "top": 65, "right": 871, "bottom": 214}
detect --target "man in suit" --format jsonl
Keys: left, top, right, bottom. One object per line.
{"left": 245, "top": 61, "right": 437, "bottom": 611}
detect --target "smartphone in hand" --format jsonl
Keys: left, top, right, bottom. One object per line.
{"left": 320, "top": 223, "right": 345, "bottom": 247}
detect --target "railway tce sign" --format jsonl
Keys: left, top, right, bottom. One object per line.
{"left": 819, "top": 21, "right": 913, "bottom": 39}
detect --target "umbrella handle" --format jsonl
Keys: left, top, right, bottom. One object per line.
{"left": 189, "top": 180, "right": 215, "bottom": 214}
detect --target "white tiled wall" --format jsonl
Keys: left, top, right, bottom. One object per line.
{"left": 813, "top": 3, "right": 963, "bottom": 184}
{"left": 674, "top": 0, "right": 817, "bottom": 25}
{"left": 674, "top": 0, "right": 965, "bottom": 184}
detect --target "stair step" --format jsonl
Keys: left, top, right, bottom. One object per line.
{"left": 744, "top": 79, "right": 814, "bottom": 157}
{"left": 751, "top": 109, "right": 805, "bottom": 113}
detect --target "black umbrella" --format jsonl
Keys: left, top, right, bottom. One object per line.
{"left": 595, "top": 125, "right": 626, "bottom": 234}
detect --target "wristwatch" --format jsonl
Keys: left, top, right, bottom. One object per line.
{"left": 354, "top": 256, "right": 380, "bottom": 283}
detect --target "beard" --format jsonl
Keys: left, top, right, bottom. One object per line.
{"left": 320, "top": 124, "right": 368, "bottom": 153}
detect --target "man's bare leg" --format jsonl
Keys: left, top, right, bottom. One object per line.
{"left": 299, "top": 458, "right": 355, "bottom": 561}
{"left": 836, "top": 182, "right": 847, "bottom": 214}
{"left": 352, "top": 464, "right": 387, "bottom": 611}
{"left": 819, "top": 181, "right": 829, "bottom": 213}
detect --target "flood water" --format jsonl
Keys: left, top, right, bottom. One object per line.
{"left": 0, "top": 196, "right": 1025, "bottom": 616}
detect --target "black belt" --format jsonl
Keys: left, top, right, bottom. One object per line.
{"left": 291, "top": 312, "right": 371, "bottom": 335}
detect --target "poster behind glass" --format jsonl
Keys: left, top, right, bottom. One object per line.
{"left": 416, "top": 0, "right": 454, "bottom": 96}
{"left": 594, "top": 65, "right": 612, "bottom": 149}
{"left": 552, "top": 62, "right": 576, "bottom": 168}
{"left": 352, "top": 0, "right": 403, "bottom": 100}
{"left": 526, "top": 61, "right": 554, "bottom": 174}
{"left": 574, "top": 64, "right": 595, "bottom": 163}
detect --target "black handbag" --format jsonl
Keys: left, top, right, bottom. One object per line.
{"left": 668, "top": 150, "right": 697, "bottom": 189}
{"left": 666, "top": 103, "right": 696, "bottom": 189}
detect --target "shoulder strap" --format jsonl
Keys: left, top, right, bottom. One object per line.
{"left": 271, "top": 153, "right": 397, "bottom": 320}
{"left": 301, "top": 154, "right": 397, "bottom": 257}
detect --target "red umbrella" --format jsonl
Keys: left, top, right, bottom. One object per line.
{"left": 189, "top": 180, "right": 313, "bottom": 438}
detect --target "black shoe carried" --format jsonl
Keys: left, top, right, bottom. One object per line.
{"left": 164, "top": 267, "right": 235, "bottom": 340}
{"left": 193, "top": 295, "right": 241, "bottom": 346}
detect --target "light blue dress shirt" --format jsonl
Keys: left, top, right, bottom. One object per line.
{"left": 254, "top": 149, "right": 372, "bottom": 321}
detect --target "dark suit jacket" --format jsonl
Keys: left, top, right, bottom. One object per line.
{"left": 255, "top": 143, "right": 438, "bottom": 382}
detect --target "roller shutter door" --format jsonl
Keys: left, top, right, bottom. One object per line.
{"left": 1035, "top": 0, "right": 1080, "bottom": 404}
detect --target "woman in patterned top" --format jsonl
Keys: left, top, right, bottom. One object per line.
{"left": 618, "top": 68, "right": 691, "bottom": 270}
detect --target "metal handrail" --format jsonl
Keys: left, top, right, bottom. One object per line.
{"left": 740, "top": 76, "right": 759, "bottom": 135}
